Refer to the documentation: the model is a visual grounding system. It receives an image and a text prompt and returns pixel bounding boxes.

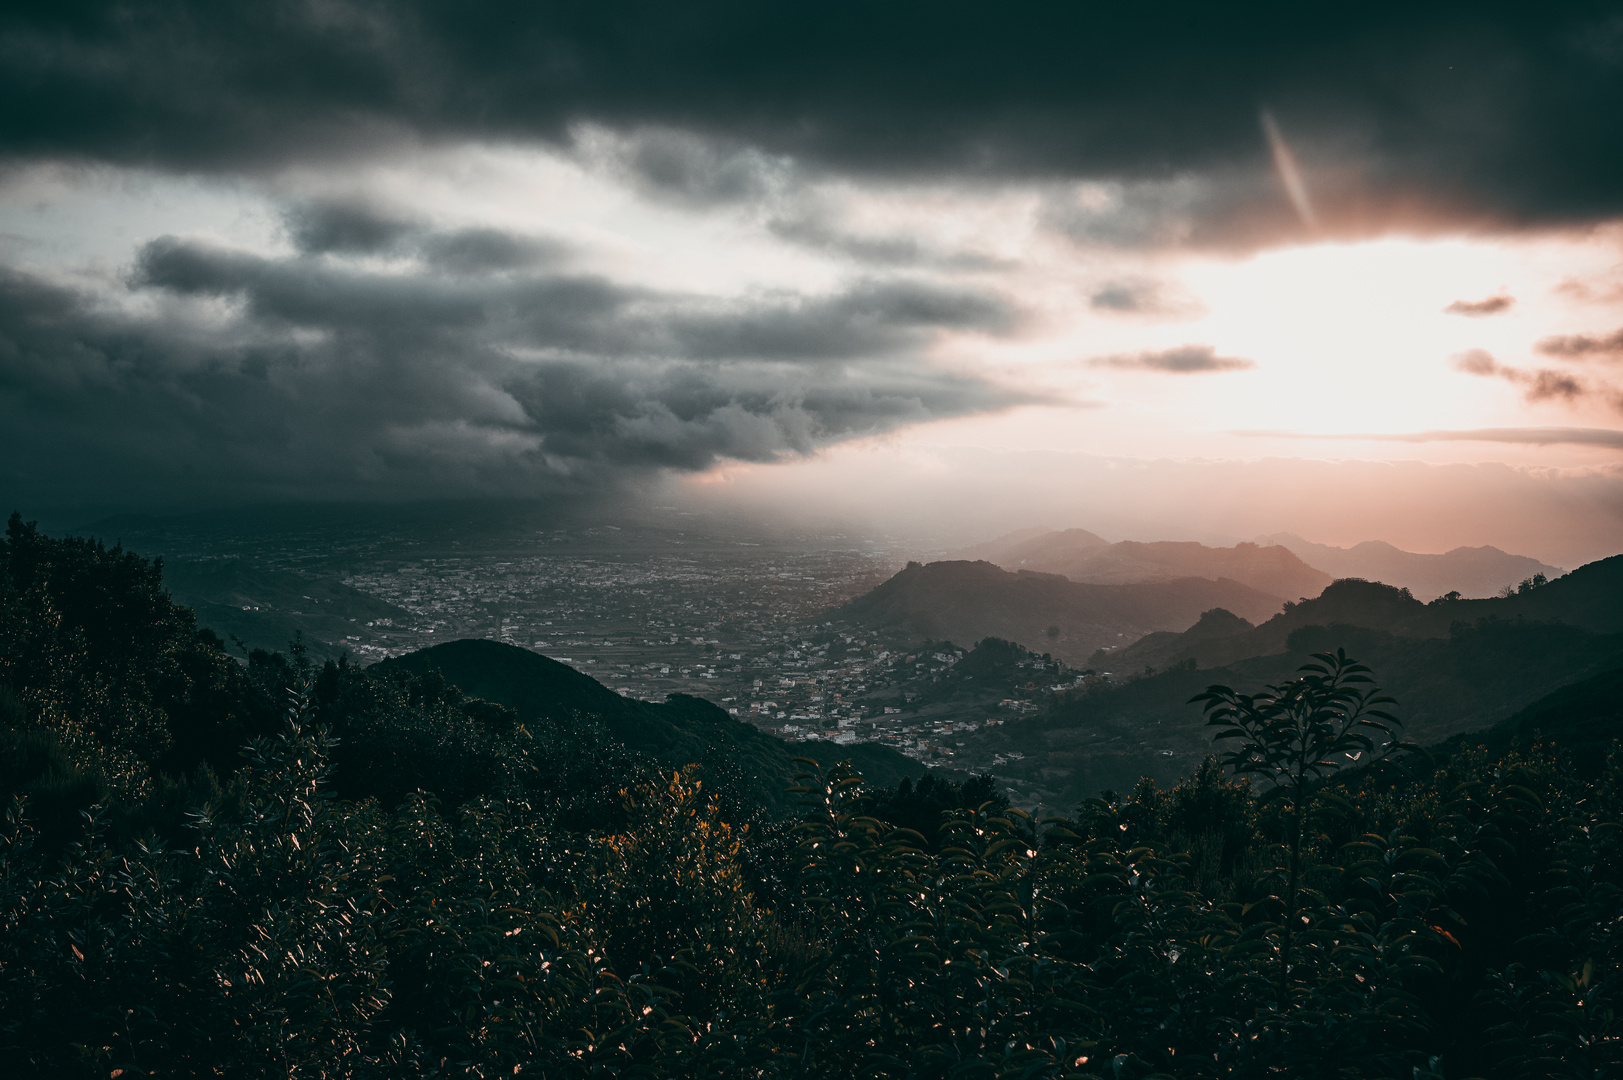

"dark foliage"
[0,513,281,834]
[864,770,1010,850]
[4,515,1623,1076]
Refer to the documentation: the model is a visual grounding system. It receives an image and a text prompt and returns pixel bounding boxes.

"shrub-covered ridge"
[4,513,1623,1077]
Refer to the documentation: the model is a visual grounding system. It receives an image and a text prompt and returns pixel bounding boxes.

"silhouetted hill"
[1089,607,1255,674]
[1092,577,1429,670]
[161,558,413,657]
[1256,532,1563,600]
[1431,662,1623,766]
[1432,553,1623,634]
[1092,557,1623,671]
[1029,540,1330,599]
[833,560,1286,665]
[946,529,1329,601]
[947,527,1110,566]
[988,616,1623,804]
[376,638,922,810]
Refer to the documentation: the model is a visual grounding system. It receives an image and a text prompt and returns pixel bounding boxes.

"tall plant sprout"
[1190,649,1405,1005]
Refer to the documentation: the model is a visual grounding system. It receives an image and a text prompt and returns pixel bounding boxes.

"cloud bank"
[3,2,1623,522]
[0,219,1031,508]
[2,3,1622,243]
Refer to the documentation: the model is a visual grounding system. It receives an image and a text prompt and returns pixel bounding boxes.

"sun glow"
[903,228,1623,464]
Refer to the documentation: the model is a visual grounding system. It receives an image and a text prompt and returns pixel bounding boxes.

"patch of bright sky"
[0,163,277,285]
[908,227,1623,471]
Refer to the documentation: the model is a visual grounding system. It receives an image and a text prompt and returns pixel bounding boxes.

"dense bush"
[4,516,1623,1076]
[9,721,1623,1077]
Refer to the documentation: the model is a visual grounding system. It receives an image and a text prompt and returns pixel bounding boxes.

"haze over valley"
[58,501,1618,814]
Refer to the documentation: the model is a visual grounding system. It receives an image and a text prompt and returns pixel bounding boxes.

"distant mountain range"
[1254,532,1563,600]
[957,553,1623,804]
[948,527,1562,603]
[1098,553,1623,674]
[947,529,1331,600]
[378,638,923,811]
[832,559,1288,664]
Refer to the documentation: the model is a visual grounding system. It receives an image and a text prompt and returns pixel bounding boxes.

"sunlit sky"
[2,3,1621,565]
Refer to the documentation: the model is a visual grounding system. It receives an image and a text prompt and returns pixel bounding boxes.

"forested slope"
[378,638,921,810]
[6,512,1623,1077]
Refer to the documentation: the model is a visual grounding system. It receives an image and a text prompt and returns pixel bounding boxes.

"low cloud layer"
[1090,344,1254,374]
[0,221,1030,508]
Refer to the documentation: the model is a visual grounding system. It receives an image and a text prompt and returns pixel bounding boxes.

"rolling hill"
[376,638,924,810]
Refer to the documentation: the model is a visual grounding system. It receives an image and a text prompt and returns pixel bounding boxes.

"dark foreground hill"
[1430,661,1623,763]
[377,638,921,811]
[834,559,1286,664]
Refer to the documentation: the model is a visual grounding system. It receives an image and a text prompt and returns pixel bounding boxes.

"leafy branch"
[1190,649,1406,1006]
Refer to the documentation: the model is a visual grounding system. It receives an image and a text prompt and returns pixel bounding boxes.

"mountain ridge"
[1255,531,1564,600]
[1093,554,1623,672]
[945,528,1330,599]
[375,638,924,811]
[833,559,1289,664]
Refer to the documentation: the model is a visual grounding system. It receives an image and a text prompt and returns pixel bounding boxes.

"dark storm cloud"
[1537,327,1623,359]
[284,199,418,255]
[1041,177,1276,250]
[132,236,1012,359]
[0,234,1029,507]
[1,3,1620,239]
[610,129,788,208]
[1445,295,1515,317]
[421,229,567,274]
[765,213,1006,270]
[1089,278,1186,314]
[1090,345,1254,374]
[279,200,569,270]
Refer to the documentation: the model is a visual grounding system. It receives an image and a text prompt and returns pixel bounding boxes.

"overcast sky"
[3,2,1623,563]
